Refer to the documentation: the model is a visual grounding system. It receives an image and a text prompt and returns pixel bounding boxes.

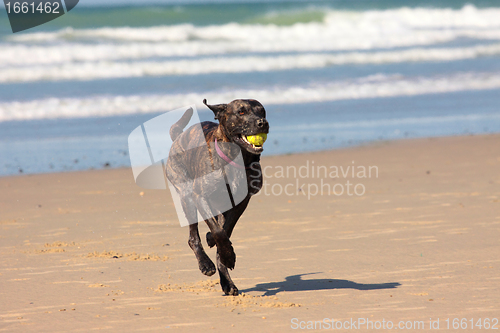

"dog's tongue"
[246,133,267,146]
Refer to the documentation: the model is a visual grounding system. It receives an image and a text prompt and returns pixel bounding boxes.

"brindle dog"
[165,99,269,296]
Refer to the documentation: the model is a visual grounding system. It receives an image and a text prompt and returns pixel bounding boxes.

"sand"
[1,134,499,332]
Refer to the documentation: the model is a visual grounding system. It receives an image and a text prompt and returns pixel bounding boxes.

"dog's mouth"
[233,133,265,154]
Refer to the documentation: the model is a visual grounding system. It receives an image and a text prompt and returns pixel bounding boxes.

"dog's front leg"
[209,215,236,270]
[216,251,238,295]
[195,199,236,270]
[206,196,251,248]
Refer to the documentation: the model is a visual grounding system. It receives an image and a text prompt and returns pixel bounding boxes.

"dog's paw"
[198,256,216,276]
[223,284,239,296]
[217,243,236,270]
[206,232,216,248]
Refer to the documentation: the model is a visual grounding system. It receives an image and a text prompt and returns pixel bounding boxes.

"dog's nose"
[256,118,269,130]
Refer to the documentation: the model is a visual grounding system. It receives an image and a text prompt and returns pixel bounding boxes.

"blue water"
[1,0,500,176]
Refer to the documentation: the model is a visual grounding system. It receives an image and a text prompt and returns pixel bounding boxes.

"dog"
[165,99,269,295]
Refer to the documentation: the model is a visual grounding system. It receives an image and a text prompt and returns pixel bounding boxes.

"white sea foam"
[3,44,500,83]
[2,71,500,122]
[4,5,500,67]
[0,42,220,66]
[11,5,500,43]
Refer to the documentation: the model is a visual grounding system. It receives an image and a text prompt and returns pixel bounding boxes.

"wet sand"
[1,134,499,332]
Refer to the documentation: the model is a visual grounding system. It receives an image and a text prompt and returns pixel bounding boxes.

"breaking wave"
[2,71,500,122]
[2,44,500,82]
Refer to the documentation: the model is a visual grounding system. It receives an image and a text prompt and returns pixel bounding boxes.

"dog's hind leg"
[188,224,216,277]
[181,195,216,277]
[188,223,216,276]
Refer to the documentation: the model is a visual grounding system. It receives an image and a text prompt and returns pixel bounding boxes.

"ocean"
[1,0,500,176]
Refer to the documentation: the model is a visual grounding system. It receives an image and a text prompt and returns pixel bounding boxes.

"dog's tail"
[169,107,193,141]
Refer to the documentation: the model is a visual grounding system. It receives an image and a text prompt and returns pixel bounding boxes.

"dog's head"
[204,99,269,155]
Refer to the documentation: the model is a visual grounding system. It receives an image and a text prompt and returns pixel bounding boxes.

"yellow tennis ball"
[246,133,267,146]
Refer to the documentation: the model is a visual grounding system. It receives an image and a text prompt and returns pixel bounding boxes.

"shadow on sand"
[242,273,401,296]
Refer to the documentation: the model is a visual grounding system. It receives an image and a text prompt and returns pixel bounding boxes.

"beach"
[1,133,499,332]
[1,0,500,331]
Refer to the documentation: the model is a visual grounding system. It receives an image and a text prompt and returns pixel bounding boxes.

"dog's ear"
[203,99,227,120]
